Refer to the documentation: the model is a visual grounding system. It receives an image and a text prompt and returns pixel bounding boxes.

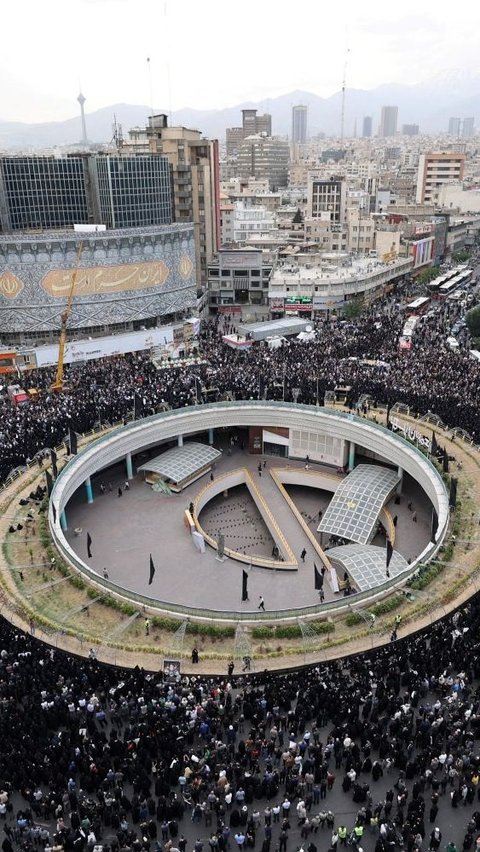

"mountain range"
[1,73,480,149]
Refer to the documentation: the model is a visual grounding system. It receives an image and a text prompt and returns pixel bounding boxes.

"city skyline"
[1,0,480,124]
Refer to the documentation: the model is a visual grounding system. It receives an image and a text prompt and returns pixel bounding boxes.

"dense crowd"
[1,294,479,486]
[2,594,480,852]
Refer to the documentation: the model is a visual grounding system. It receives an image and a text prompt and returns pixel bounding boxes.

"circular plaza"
[50,402,449,621]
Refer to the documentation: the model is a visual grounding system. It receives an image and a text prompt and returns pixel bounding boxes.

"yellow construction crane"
[50,241,84,392]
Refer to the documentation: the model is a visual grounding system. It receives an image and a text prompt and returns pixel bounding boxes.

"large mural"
[0,225,196,335]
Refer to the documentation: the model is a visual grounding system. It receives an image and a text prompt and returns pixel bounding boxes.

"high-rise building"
[402,124,419,136]
[145,114,220,283]
[236,135,289,190]
[291,105,308,144]
[416,151,465,204]
[307,177,346,224]
[378,106,398,137]
[0,154,173,233]
[448,117,461,136]
[462,117,475,138]
[362,116,372,138]
[241,109,272,137]
[225,127,244,158]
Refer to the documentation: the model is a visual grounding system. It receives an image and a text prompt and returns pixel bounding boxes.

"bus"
[405,296,431,316]
[438,269,473,299]
[427,265,472,298]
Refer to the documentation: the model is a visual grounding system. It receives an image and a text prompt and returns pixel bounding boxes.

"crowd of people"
[0,292,479,486]
[1,592,480,852]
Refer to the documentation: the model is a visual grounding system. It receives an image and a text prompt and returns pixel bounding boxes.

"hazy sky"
[2,0,480,123]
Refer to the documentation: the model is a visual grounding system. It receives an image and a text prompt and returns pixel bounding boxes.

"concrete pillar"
[60,510,68,531]
[126,451,133,480]
[396,466,403,495]
[85,476,93,504]
[208,428,214,445]
[178,435,184,447]
[348,441,356,472]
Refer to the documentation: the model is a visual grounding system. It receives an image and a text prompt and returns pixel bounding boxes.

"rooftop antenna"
[112,114,123,150]
[146,57,154,120]
[340,43,350,143]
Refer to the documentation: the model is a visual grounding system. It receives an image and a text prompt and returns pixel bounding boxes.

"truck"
[237,317,312,342]
[7,384,29,405]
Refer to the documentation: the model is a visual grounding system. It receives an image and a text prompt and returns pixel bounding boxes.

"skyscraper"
[241,109,272,137]
[362,116,372,138]
[462,117,475,138]
[416,152,465,204]
[291,105,308,144]
[378,106,398,137]
[448,117,461,136]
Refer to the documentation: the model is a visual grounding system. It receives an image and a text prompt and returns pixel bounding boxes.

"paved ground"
[65,446,430,614]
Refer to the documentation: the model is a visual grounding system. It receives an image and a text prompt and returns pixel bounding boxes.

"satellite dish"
[305,324,313,333]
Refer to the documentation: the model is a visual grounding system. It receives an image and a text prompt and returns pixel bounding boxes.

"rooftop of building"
[0,223,193,245]
[271,253,412,281]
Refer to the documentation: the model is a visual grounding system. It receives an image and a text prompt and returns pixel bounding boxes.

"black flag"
[431,508,438,543]
[431,431,438,457]
[195,377,202,404]
[148,554,156,585]
[242,570,249,601]
[449,477,458,510]
[442,447,449,473]
[45,469,53,497]
[69,428,78,456]
[386,401,391,427]
[259,374,265,400]
[314,563,323,590]
[87,532,92,559]
[393,514,398,527]
[52,503,57,524]
[134,393,144,420]
[386,539,393,570]
[51,449,58,478]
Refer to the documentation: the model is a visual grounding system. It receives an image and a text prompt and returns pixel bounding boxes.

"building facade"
[307,177,347,224]
[416,152,466,204]
[237,135,289,190]
[242,109,272,137]
[207,248,272,310]
[0,224,196,343]
[145,114,220,285]
[0,155,173,234]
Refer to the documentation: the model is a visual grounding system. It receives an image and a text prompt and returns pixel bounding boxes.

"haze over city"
[2,0,480,123]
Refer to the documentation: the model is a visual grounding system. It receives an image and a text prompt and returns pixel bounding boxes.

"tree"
[466,305,480,338]
[344,297,364,319]
[292,208,304,224]
[416,267,438,286]
[452,248,471,264]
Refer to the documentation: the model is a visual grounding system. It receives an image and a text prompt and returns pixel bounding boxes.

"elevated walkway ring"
[49,402,450,623]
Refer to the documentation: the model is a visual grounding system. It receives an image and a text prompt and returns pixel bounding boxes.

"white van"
[447,336,460,350]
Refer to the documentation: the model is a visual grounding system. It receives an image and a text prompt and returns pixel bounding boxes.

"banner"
[390,416,432,453]
[45,469,53,497]
[314,563,323,590]
[386,539,393,569]
[242,570,249,601]
[50,449,58,478]
[148,554,156,585]
[192,530,206,553]
[69,428,78,456]
[87,532,92,559]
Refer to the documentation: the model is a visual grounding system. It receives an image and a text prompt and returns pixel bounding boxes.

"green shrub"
[345,612,363,626]
[369,594,404,617]
[408,562,445,590]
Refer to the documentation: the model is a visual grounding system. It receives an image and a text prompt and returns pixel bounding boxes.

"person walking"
[258,595,265,611]
[300,548,307,562]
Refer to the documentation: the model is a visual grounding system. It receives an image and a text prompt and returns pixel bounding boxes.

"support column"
[126,451,133,480]
[208,428,214,446]
[60,510,68,532]
[178,435,184,447]
[348,441,356,472]
[396,466,403,495]
[85,476,93,504]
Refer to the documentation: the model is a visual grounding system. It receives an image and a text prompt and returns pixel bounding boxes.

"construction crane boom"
[50,241,83,392]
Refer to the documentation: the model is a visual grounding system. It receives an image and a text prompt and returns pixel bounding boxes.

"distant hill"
[1,74,480,148]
